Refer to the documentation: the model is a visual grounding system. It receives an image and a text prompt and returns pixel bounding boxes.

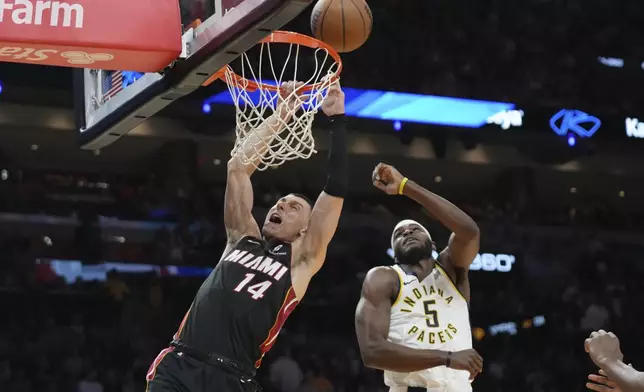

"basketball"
[310,0,373,53]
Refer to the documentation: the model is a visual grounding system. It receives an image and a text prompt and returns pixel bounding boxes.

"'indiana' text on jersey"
[400,280,459,344]
[173,237,298,370]
[385,263,473,391]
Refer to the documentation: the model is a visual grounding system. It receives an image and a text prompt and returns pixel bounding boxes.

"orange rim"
[204,31,342,92]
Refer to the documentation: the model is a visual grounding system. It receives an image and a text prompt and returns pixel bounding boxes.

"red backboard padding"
[0,0,182,72]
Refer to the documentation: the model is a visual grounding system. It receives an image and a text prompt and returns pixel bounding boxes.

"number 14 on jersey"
[234,273,273,300]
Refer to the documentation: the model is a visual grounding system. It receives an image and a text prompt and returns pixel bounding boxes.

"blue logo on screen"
[549,109,601,138]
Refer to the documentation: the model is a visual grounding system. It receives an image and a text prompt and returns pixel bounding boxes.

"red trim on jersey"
[145,346,174,387]
[254,287,299,368]
[172,304,193,340]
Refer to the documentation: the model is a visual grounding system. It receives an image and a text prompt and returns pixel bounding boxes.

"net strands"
[224,40,340,171]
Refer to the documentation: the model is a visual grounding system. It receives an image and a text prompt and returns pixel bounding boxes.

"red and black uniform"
[146,236,298,392]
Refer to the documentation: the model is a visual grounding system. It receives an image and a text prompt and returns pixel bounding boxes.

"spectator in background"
[581,294,610,332]
[269,347,303,392]
[106,270,130,303]
[77,371,103,392]
[299,366,334,392]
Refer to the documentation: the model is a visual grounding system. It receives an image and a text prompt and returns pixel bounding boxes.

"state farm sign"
[0,46,113,65]
[0,0,181,71]
[0,0,83,28]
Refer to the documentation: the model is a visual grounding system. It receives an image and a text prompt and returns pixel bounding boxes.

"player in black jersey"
[146,81,348,392]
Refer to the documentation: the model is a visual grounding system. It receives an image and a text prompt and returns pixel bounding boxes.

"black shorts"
[146,348,259,392]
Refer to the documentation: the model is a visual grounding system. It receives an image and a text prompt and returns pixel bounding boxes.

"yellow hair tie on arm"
[398,177,409,195]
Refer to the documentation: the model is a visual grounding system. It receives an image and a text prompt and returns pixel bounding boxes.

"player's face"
[392,223,433,265]
[262,194,312,242]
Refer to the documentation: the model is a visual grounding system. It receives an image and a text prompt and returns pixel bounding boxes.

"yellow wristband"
[398,177,409,195]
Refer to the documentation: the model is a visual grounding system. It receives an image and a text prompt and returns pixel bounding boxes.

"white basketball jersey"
[384,264,473,392]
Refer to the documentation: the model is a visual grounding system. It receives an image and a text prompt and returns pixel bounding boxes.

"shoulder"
[364,266,400,283]
[437,248,460,274]
[361,266,400,300]
[437,249,470,301]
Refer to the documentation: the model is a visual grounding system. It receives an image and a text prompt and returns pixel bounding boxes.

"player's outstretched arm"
[297,82,346,273]
[355,267,483,377]
[585,330,644,392]
[372,163,480,270]
[225,82,303,245]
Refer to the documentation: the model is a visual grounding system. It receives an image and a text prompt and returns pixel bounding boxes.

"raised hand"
[585,330,624,368]
[372,162,405,195]
[277,81,305,116]
[321,80,345,117]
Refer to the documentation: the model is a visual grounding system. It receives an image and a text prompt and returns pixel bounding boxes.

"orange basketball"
[310,0,373,53]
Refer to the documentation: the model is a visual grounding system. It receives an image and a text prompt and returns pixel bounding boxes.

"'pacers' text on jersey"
[385,263,473,392]
[174,236,298,368]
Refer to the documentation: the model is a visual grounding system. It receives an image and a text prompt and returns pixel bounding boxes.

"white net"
[223,34,341,171]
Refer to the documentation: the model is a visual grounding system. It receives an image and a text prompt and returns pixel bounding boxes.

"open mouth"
[404,237,417,246]
[269,213,282,224]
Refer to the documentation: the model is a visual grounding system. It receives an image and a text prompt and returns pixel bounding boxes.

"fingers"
[372,166,384,184]
[590,329,607,338]
[279,81,304,96]
[373,181,388,192]
[586,380,617,392]
[585,338,591,353]
[474,352,484,371]
[372,166,388,191]
[467,351,483,381]
[321,74,341,88]
[471,353,483,375]
[376,163,388,179]
[373,163,386,181]
[588,374,617,388]
[372,163,399,194]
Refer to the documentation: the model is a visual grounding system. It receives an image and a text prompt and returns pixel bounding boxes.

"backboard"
[74,0,312,150]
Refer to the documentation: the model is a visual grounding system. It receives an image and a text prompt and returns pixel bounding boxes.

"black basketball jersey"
[174,236,298,368]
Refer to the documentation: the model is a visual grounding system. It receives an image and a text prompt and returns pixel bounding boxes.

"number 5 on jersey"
[234,273,273,300]
[423,300,440,328]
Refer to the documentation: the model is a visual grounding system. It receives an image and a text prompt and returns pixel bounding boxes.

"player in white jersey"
[355,163,483,392]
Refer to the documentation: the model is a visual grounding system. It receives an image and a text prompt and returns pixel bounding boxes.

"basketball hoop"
[210,31,343,171]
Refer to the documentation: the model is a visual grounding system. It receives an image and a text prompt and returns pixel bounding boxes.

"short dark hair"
[289,193,314,209]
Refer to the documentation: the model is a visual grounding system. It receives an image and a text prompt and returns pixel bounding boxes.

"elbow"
[359,341,384,369]
[462,221,480,240]
[359,348,377,369]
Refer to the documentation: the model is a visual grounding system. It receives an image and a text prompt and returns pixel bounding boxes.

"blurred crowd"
[1,169,643,392]
[288,0,640,114]
[176,0,643,113]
